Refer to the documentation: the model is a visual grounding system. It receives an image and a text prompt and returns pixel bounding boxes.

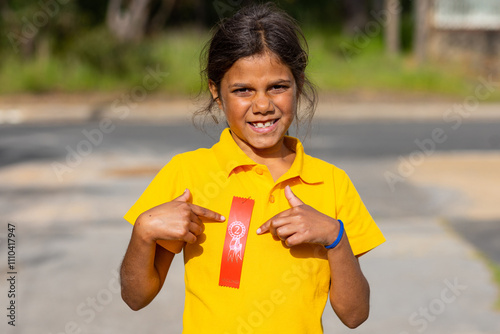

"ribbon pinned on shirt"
[219,196,254,289]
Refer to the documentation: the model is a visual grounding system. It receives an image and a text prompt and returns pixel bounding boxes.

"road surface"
[0,118,499,334]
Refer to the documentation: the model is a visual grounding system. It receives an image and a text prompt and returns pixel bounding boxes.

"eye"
[270,85,288,93]
[232,88,252,96]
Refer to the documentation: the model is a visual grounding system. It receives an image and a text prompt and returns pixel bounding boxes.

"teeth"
[252,120,274,128]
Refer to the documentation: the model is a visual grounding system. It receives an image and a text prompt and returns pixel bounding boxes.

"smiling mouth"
[249,119,278,128]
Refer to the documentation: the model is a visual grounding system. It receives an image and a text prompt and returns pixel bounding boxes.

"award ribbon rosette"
[219,196,255,289]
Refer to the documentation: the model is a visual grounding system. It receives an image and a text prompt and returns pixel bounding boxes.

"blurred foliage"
[0,0,493,99]
[65,27,156,77]
[304,28,479,97]
[0,0,414,57]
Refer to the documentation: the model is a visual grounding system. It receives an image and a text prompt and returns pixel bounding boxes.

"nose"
[252,92,274,114]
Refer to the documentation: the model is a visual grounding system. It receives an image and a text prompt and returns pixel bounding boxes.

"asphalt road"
[2,120,500,167]
[2,119,500,221]
[1,119,499,333]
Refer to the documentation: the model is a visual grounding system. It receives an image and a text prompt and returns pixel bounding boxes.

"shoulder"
[158,147,219,176]
[173,147,214,163]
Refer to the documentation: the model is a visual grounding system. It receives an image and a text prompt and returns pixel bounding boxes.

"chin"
[248,137,282,151]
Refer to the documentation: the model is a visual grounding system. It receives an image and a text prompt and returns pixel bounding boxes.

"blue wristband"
[325,219,344,249]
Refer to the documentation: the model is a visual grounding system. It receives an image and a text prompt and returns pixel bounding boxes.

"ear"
[208,80,223,110]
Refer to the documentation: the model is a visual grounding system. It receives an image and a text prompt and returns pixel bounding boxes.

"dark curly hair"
[194,2,317,132]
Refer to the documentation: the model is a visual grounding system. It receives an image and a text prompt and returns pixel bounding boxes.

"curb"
[1,98,500,124]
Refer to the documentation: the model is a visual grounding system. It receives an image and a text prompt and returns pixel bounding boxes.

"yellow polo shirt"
[124,128,385,333]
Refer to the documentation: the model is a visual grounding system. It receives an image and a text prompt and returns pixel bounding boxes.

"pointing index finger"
[256,220,270,235]
[256,208,291,235]
[189,203,225,222]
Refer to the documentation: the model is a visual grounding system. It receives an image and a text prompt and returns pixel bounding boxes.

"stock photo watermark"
[51,65,169,182]
[223,248,323,334]
[4,222,17,327]
[340,1,402,62]
[47,269,120,334]
[385,74,499,191]
[400,278,467,334]
[193,165,237,207]
[6,0,71,54]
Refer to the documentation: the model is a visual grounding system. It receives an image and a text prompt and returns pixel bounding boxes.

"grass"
[305,30,487,98]
[0,28,208,95]
[481,254,500,310]
[150,29,208,95]
[0,28,499,101]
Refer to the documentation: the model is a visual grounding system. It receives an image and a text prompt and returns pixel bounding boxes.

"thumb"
[285,185,303,207]
[173,188,191,202]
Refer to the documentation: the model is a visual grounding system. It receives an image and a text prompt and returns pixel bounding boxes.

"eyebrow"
[229,79,292,89]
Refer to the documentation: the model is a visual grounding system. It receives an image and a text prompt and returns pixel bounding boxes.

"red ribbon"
[219,196,255,289]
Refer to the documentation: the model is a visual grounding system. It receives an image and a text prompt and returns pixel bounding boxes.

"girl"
[120,3,385,333]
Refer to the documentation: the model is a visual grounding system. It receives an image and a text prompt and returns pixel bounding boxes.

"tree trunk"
[385,0,401,55]
[2,1,38,58]
[194,0,207,28]
[0,0,9,15]
[342,0,368,36]
[106,0,153,42]
[0,0,13,23]
[148,0,177,35]
[414,0,430,63]
[372,0,385,14]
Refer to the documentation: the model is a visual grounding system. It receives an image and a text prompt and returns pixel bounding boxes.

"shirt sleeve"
[123,155,186,253]
[334,169,385,256]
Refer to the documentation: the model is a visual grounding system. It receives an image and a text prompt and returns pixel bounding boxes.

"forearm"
[119,190,222,310]
[120,224,171,310]
[327,233,370,328]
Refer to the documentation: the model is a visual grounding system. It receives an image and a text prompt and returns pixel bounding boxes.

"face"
[209,52,298,157]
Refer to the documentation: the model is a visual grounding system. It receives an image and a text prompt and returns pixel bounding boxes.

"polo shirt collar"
[212,128,323,184]
[280,135,323,184]
[212,128,256,177]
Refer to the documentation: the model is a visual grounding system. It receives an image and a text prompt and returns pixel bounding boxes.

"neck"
[231,133,295,168]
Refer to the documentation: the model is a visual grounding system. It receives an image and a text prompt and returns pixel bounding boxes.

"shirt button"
[269,195,275,203]
[255,168,264,175]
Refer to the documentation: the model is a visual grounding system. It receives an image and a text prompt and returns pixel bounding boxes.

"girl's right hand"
[134,188,225,245]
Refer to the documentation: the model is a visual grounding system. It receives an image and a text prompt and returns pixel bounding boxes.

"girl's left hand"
[256,185,341,247]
